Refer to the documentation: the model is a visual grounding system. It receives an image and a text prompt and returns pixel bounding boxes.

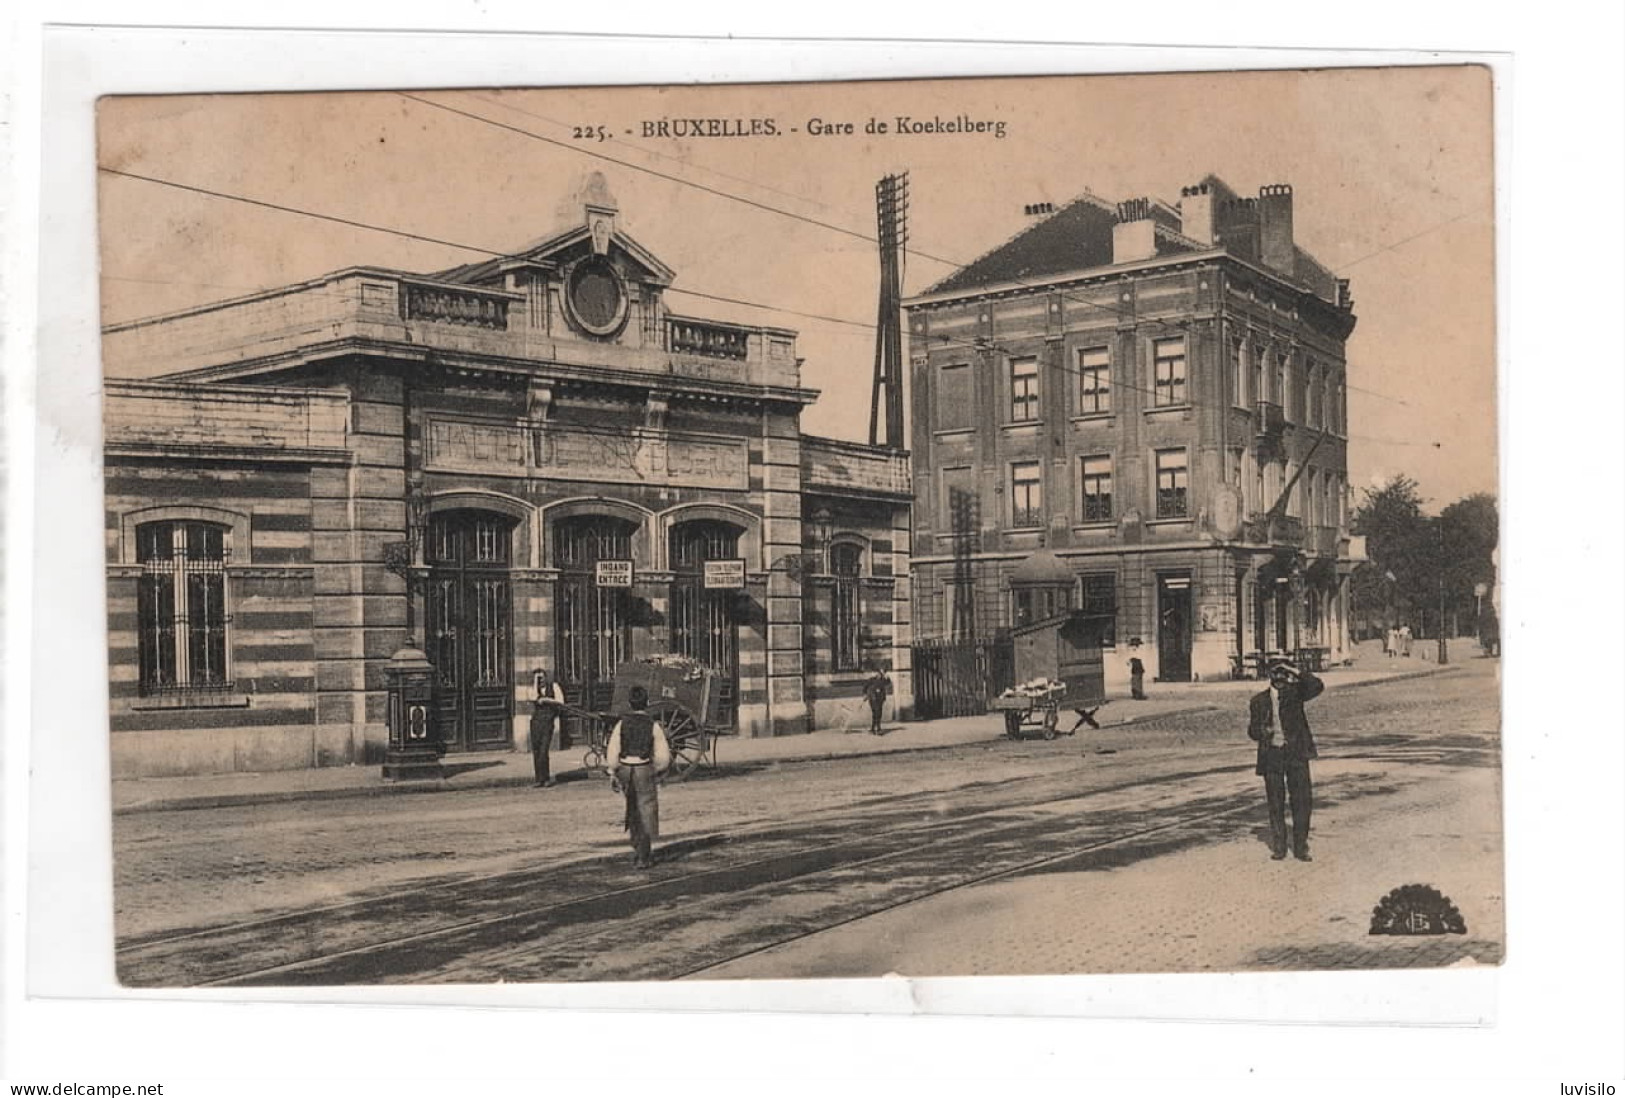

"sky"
[96,66,1497,509]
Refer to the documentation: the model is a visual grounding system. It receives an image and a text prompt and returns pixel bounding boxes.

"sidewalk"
[111,648,1466,814]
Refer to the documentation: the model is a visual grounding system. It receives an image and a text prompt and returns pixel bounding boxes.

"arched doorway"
[426,509,517,751]
[554,514,637,714]
[669,520,741,729]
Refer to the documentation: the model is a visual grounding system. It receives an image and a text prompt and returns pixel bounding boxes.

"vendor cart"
[578,656,723,781]
[990,611,1110,740]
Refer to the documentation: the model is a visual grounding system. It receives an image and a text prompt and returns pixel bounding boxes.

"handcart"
[990,611,1111,740]
[576,656,723,782]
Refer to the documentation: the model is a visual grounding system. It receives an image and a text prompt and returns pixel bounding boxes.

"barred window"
[1153,337,1187,407]
[1155,449,1189,519]
[1077,347,1111,414]
[831,542,863,672]
[136,521,231,696]
[1080,455,1113,523]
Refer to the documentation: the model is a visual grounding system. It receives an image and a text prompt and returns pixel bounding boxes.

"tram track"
[116,735,1498,987]
[119,757,1254,986]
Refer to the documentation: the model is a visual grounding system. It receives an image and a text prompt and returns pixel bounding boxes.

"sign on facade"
[596,560,634,587]
[703,559,748,589]
[424,416,749,491]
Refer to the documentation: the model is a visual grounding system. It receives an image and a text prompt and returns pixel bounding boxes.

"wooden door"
[425,511,516,751]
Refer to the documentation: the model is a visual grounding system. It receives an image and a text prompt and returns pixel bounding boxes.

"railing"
[1242,512,1305,547]
[802,436,912,498]
[99,268,802,390]
[912,635,1015,719]
[400,281,509,329]
[666,317,750,360]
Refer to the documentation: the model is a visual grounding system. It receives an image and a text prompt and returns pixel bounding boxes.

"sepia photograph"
[93,66,1503,987]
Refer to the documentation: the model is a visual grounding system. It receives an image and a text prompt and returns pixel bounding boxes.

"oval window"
[567,257,627,336]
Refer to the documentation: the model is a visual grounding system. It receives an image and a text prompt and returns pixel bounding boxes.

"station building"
[102,176,913,778]
[906,176,1358,688]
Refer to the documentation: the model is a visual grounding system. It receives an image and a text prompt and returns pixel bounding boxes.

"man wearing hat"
[1247,658,1325,862]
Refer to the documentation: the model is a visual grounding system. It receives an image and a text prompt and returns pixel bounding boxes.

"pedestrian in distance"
[863,666,892,735]
[1400,623,1413,658]
[1383,625,1396,658]
[530,667,565,788]
[1126,637,1147,700]
[606,685,671,869]
[1247,658,1325,863]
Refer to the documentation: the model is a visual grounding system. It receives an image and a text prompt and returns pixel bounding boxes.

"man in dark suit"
[1248,659,1325,862]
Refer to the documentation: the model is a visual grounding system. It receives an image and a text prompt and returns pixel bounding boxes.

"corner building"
[907,177,1357,685]
[102,176,912,778]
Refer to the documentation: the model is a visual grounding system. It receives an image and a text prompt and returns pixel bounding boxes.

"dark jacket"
[1248,672,1324,775]
[863,674,891,708]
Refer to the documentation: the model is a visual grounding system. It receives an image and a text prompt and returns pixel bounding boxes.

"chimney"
[1023,201,1056,218]
[1258,183,1295,276]
[1112,198,1157,264]
[1179,184,1215,245]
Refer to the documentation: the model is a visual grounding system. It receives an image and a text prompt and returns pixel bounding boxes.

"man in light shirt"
[605,686,672,869]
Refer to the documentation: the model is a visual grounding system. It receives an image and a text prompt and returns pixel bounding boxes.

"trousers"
[615,762,659,864]
[530,711,557,784]
[1263,759,1313,856]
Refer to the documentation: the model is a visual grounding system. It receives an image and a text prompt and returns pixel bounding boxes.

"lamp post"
[381,485,442,779]
[1435,518,1449,665]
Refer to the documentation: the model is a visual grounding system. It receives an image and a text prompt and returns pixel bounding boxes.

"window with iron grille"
[136,521,231,695]
[830,542,863,672]
[1009,357,1039,422]
[1077,346,1111,414]
[1155,449,1189,519]
[1010,462,1043,528]
[1080,455,1113,523]
[1080,573,1117,647]
[1275,353,1290,417]
[1152,337,1187,406]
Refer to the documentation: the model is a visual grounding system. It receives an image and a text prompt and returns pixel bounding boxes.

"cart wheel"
[1004,710,1023,738]
[1042,707,1059,740]
[651,701,706,782]
[583,747,605,774]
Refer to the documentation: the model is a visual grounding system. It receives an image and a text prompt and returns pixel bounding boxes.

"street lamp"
[812,506,833,575]
[383,484,430,641]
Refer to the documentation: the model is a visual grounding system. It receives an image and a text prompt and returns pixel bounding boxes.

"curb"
[111,666,1465,815]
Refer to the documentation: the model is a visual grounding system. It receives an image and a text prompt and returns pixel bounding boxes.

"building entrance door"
[425,510,516,751]
[554,515,636,716]
[669,520,741,728]
[1157,572,1193,682]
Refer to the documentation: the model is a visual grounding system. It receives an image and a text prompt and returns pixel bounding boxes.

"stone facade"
[102,176,912,778]
[907,176,1357,687]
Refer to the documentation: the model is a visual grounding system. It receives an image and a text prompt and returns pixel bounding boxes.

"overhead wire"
[100,130,1438,413]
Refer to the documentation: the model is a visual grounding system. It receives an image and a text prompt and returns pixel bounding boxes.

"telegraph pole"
[870,172,909,450]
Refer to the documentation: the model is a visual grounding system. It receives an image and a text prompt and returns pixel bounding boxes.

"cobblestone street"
[113,659,1501,982]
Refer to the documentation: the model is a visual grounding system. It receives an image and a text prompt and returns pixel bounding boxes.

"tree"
[1350,479,1498,641]
[1438,493,1498,635]
[1350,475,1430,632]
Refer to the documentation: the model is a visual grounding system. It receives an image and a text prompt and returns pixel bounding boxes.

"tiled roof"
[924,193,1202,296]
